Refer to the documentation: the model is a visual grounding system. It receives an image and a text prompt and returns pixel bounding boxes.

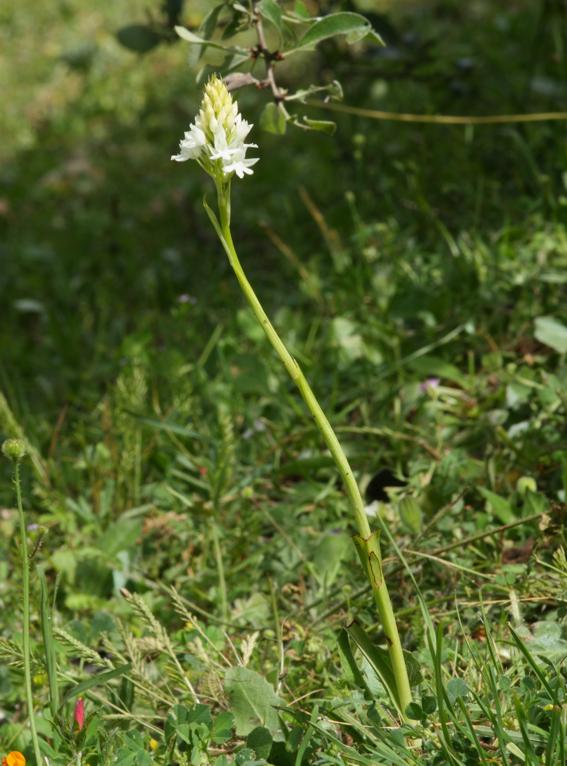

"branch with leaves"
[117,1,383,135]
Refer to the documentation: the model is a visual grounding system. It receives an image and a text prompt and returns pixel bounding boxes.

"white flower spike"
[172,75,258,180]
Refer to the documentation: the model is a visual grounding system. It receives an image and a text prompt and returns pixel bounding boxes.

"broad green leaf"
[116,25,161,53]
[175,25,242,53]
[405,702,423,720]
[312,532,351,587]
[259,0,283,32]
[246,725,273,758]
[446,677,469,704]
[97,517,142,557]
[224,667,282,739]
[296,12,384,50]
[259,102,287,134]
[516,621,567,661]
[303,117,336,134]
[422,695,437,715]
[232,592,270,627]
[211,711,234,744]
[477,487,516,524]
[51,549,77,582]
[198,3,227,60]
[398,496,422,534]
[534,315,567,353]
[294,1,310,20]
[199,3,225,40]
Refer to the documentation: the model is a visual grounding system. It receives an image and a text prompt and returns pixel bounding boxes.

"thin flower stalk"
[172,76,412,717]
[2,440,43,765]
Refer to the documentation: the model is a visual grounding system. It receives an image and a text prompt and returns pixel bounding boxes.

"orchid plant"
[172,76,413,719]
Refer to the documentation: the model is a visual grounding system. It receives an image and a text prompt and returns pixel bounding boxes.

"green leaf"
[97,517,143,558]
[534,316,567,353]
[398,496,422,535]
[331,317,365,361]
[128,414,205,440]
[312,532,351,587]
[477,487,516,524]
[39,572,59,718]
[337,629,372,694]
[446,677,469,704]
[116,25,162,53]
[294,1,310,20]
[405,702,423,720]
[247,725,273,758]
[175,25,242,53]
[516,621,567,661]
[258,0,283,32]
[62,664,132,705]
[198,3,227,60]
[302,117,336,134]
[296,12,384,50]
[224,667,282,739]
[199,3,225,40]
[259,102,287,134]
[211,711,234,744]
[232,592,270,627]
[422,695,437,715]
[409,355,467,386]
[347,622,400,711]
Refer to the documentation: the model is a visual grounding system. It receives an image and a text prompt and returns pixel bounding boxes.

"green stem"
[212,182,412,717]
[210,517,228,621]
[15,462,43,765]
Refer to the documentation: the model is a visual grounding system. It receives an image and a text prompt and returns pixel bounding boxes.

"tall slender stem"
[210,518,228,621]
[212,183,412,716]
[15,462,43,765]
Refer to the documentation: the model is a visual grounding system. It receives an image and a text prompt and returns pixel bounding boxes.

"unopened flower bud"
[516,476,537,496]
[2,438,27,463]
[74,697,85,731]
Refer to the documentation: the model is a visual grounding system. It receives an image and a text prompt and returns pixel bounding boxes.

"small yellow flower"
[2,753,26,766]
[149,738,159,751]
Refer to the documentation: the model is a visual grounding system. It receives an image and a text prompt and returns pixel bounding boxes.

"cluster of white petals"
[172,75,258,180]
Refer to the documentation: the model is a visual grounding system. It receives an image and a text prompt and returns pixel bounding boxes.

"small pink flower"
[74,698,85,731]
[420,377,441,393]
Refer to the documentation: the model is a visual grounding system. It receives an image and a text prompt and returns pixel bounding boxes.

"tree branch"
[253,4,287,106]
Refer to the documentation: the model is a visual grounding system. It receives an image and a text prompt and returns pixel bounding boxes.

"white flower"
[172,76,259,180]
[171,122,206,161]
[223,148,259,179]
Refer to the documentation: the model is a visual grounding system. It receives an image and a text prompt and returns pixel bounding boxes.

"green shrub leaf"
[296,12,384,50]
